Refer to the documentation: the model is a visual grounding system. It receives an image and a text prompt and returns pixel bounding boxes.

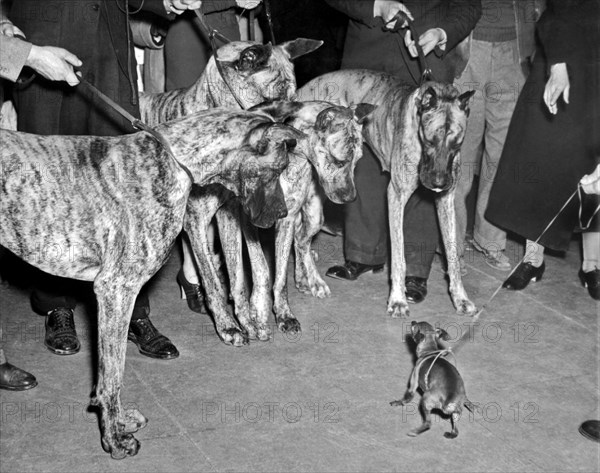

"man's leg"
[327,144,389,280]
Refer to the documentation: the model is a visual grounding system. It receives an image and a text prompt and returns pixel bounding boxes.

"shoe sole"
[0,381,38,391]
[44,341,80,356]
[326,266,384,281]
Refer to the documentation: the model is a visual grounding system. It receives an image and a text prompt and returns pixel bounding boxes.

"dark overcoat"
[10,0,171,136]
[485,0,600,251]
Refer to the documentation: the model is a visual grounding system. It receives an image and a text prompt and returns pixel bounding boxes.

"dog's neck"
[415,338,444,359]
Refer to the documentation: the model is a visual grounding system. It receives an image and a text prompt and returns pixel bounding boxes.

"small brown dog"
[391,321,478,438]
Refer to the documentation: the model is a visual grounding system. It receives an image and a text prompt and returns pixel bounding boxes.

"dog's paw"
[120,408,148,434]
[390,400,405,407]
[455,299,477,317]
[387,301,410,318]
[219,328,249,347]
[278,317,302,334]
[310,249,319,262]
[101,432,140,460]
[443,431,458,439]
[309,278,331,299]
[255,323,272,341]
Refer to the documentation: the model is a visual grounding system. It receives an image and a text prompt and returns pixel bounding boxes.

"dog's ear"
[315,107,339,132]
[435,328,451,341]
[352,103,376,124]
[418,87,438,113]
[280,38,323,60]
[458,90,475,112]
[249,101,304,123]
[413,332,425,344]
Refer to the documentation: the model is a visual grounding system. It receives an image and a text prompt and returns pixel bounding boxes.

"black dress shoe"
[579,420,600,442]
[579,269,600,301]
[128,317,179,360]
[0,363,38,391]
[326,260,384,281]
[502,261,545,290]
[405,276,428,304]
[320,221,343,237]
[177,269,208,314]
[45,307,81,355]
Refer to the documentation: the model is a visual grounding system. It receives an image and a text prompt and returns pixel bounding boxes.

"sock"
[582,232,600,273]
[524,240,544,267]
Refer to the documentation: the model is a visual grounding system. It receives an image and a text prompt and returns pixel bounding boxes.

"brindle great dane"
[299,70,477,318]
[0,109,301,458]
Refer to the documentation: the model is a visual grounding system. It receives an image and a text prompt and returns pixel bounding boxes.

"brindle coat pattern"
[0,109,300,458]
[247,101,373,333]
[299,70,477,318]
[139,39,323,345]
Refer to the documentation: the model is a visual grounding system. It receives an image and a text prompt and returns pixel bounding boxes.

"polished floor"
[0,227,598,472]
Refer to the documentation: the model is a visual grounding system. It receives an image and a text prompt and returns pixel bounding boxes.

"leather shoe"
[177,269,208,314]
[326,260,384,281]
[405,276,427,304]
[579,420,600,442]
[45,307,81,355]
[502,261,545,290]
[128,317,179,360]
[579,268,600,301]
[0,362,38,391]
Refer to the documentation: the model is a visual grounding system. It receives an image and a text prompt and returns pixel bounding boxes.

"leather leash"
[192,8,245,109]
[76,76,194,183]
[385,11,434,84]
[263,0,276,44]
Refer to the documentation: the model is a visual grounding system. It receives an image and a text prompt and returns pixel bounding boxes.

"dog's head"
[410,321,450,358]
[249,100,375,203]
[237,122,306,228]
[213,39,323,108]
[415,83,475,193]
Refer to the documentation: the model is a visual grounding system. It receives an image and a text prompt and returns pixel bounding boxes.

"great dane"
[249,100,374,333]
[140,39,322,345]
[299,70,477,318]
[0,109,301,458]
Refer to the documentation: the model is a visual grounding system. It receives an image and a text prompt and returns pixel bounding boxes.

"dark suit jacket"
[325,0,481,84]
[10,0,171,136]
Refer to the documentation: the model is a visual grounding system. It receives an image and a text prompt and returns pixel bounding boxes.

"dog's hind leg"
[436,192,477,316]
[408,395,434,437]
[294,185,331,299]
[92,275,147,459]
[273,216,302,333]
[444,412,460,439]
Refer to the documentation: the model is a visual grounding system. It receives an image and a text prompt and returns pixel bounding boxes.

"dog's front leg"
[185,195,248,346]
[92,276,147,460]
[294,184,331,298]
[273,216,302,333]
[240,216,273,341]
[436,192,477,316]
[387,185,411,318]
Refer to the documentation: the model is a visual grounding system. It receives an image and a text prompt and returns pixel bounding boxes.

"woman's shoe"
[177,269,208,314]
[502,261,545,290]
[579,268,600,301]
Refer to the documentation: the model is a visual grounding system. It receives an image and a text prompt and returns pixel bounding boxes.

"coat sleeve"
[537,0,585,67]
[325,0,379,27]
[437,0,482,53]
[130,0,174,19]
[202,0,237,14]
[0,35,32,82]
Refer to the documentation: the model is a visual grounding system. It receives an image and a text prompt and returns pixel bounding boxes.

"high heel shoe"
[177,269,208,314]
[502,261,545,290]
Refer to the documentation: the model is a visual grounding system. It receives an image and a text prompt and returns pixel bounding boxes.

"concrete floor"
[1,229,598,472]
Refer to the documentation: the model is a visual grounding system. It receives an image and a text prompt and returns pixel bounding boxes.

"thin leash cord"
[451,188,579,352]
[422,348,457,390]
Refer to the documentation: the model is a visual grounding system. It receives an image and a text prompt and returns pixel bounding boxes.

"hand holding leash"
[404,28,447,58]
[376,0,413,30]
[164,0,202,15]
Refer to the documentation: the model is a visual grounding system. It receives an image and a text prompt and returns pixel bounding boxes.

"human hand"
[580,164,600,195]
[25,45,82,86]
[543,63,570,115]
[164,0,203,15]
[0,19,25,38]
[374,0,413,30]
[236,0,262,9]
[405,28,447,57]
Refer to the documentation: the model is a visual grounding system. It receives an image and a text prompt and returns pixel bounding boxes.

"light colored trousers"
[454,39,527,256]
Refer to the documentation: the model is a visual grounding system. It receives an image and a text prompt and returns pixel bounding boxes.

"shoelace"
[132,318,158,341]
[50,309,76,335]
